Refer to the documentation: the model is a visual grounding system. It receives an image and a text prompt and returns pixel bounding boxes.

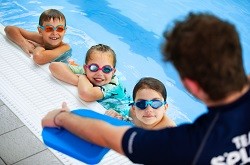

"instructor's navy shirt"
[122,89,250,165]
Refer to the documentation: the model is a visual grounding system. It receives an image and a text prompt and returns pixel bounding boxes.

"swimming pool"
[1,0,249,125]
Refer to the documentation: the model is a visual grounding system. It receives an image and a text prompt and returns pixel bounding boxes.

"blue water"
[1,0,249,125]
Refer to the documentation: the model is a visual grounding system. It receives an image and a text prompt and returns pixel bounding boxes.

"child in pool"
[130,77,176,129]
[4,9,75,65]
[49,44,131,120]
[106,77,176,129]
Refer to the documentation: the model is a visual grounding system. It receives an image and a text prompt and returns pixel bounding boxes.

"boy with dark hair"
[5,9,72,64]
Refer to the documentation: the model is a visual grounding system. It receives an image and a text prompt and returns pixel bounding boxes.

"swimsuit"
[68,65,131,119]
[53,48,72,63]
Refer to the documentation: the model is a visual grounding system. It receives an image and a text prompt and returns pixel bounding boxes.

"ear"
[129,106,136,118]
[83,65,88,75]
[182,78,205,100]
[83,65,87,71]
[130,106,142,126]
[112,68,116,74]
[163,103,168,112]
[182,78,199,95]
[37,27,42,34]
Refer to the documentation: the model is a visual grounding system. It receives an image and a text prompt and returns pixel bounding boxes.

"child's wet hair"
[85,44,117,67]
[132,77,167,101]
[39,9,66,26]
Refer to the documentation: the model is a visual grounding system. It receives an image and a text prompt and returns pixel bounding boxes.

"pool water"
[0,0,249,125]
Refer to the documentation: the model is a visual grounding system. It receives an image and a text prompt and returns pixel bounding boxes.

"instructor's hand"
[41,102,70,128]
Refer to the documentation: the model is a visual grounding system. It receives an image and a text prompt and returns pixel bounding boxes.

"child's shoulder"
[162,115,176,128]
[57,42,71,50]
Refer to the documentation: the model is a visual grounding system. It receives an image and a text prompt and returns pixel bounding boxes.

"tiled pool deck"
[0,98,63,165]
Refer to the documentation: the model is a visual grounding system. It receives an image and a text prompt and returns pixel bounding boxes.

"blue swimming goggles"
[129,100,166,110]
[86,63,114,74]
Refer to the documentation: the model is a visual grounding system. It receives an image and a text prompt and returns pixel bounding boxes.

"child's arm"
[32,43,70,65]
[4,26,42,54]
[105,110,123,120]
[78,75,104,102]
[49,62,79,86]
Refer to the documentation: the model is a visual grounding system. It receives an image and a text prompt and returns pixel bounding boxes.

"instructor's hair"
[162,12,248,100]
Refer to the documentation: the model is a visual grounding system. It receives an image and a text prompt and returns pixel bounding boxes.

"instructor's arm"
[41,102,131,154]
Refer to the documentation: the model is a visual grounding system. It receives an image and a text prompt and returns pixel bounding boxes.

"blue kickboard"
[42,109,132,164]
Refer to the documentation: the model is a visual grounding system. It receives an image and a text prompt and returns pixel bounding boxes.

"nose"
[144,105,153,112]
[51,30,57,34]
[94,69,104,76]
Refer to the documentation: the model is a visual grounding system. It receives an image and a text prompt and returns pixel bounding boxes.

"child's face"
[132,88,167,127]
[38,18,66,49]
[84,51,115,86]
